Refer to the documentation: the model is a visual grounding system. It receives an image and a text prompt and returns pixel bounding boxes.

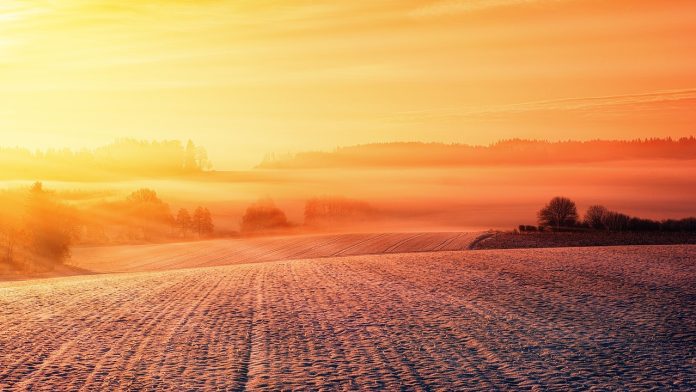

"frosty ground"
[0,233,694,390]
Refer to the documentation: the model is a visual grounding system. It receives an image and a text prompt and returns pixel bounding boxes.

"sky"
[1,0,695,169]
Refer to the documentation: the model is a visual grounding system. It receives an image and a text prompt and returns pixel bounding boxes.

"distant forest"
[0,139,212,180]
[258,137,696,169]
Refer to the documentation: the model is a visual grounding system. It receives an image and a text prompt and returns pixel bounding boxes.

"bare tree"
[537,196,579,229]
[603,211,630,232]
[584,205,608,230]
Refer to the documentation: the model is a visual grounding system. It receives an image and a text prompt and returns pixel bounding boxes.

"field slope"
[69,232,481,274]
[1,244,694,390]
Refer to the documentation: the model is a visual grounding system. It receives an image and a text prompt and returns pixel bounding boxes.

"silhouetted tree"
[176,208,192,237]
[602,211,631,232]
[538,196,579,229]
[523,197,696,233]
[627,217,660,231]
[192,207,214,237]
[661,217,696,232]
[679,217,696,231]
[584,205,608,230]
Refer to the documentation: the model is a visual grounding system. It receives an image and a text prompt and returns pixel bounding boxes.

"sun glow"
[0,1,695,168]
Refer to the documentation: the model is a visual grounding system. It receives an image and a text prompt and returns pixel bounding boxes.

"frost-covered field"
[1,244,694,390]
[473,231,696,250]
[69,232,481,273]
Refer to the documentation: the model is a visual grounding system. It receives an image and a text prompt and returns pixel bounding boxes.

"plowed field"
[1,243,694,390]
[69,232,482,273]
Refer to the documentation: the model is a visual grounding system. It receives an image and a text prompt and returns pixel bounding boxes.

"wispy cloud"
[411,0,539,17]
[0,2,46,25]
[391,89,696,121]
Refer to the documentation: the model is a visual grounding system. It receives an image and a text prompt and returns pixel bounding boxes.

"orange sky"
[1,0,695,168]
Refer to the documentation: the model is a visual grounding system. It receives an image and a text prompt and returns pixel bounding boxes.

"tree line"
[83,188,215,242]
[239,197,376,235]
[258,137,696,169]
[0,186,377,272]
[521,196,696,232]
[175,207,214,238]
[0,139,212,180]
[0,183,216,272]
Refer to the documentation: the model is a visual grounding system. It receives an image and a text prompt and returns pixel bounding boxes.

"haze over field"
[1,138,695,233]
[1,1,695,390]
[1,0,694,232]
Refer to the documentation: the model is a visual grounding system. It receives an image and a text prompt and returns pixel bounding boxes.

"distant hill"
[257,137,696,169]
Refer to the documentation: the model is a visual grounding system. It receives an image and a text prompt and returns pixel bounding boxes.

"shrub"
[241,200,290,233]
